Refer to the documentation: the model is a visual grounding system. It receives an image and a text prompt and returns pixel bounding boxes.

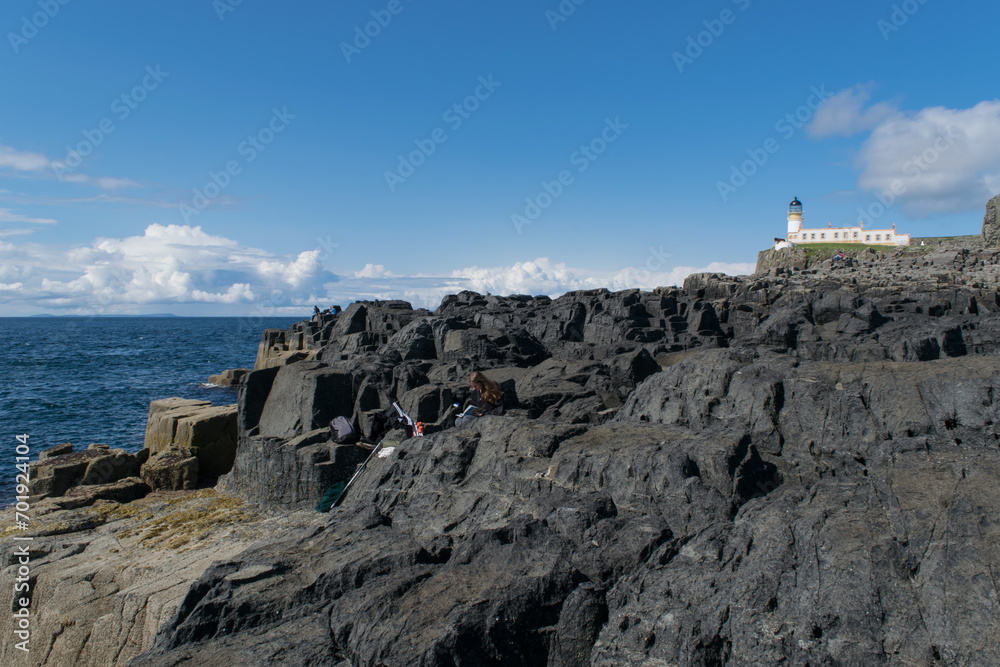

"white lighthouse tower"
[787,196,803,236]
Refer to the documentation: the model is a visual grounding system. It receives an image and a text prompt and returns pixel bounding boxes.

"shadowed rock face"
[123,243,1000,666]
[11,237,1000,665]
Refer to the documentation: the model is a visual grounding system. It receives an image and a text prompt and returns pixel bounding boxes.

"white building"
[782,197,910,246]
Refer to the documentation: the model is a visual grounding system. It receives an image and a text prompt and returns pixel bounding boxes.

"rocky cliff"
[5,240,1000,666]
[984,192,1000,247]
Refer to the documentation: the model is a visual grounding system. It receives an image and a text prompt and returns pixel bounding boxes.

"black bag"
[330,416,358,444]
[368,412,391,444]
[386,403,415,437]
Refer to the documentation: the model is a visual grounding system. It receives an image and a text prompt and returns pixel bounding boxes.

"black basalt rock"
[131,236,1000,666]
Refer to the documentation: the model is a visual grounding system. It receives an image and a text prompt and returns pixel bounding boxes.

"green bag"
[315,481,347,513]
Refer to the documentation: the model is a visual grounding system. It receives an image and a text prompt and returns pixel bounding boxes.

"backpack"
[330,416,359,444]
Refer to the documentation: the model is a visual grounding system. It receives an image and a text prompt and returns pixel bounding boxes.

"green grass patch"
[799,243,880,261]
[792,242,933,261]
[799,242,901,252]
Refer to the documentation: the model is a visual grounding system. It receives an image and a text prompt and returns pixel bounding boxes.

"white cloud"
[0,224,757,315]
[281,250,321,288]
[611,261,757,291]
[141,222,235,247]
[0,228,34,238]
[354,263,395,279]
[808,84,898,138]
[192,283,255,303]
[451,258,596,296]
[809,87,1000,216]
[0,208,57,225]
[0,142,144,194]
[856,100,1000,215]
[95,176,141,190]
[255,250,322,288]
[448,258,755,300]
[0,145,51,171]
[0,224,324,314]
[318,258,757,310]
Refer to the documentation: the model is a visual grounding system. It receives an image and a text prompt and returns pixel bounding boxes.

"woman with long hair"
[455,371,504,426]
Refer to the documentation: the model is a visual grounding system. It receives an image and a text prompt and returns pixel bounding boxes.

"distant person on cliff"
[455,371,504,427]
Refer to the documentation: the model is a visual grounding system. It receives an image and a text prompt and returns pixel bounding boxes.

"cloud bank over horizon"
[0,224,755,316]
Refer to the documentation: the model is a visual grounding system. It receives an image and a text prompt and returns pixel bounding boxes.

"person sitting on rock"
[455,371,504,427]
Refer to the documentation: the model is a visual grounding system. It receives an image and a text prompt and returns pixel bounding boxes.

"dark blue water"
[1,317,301,502]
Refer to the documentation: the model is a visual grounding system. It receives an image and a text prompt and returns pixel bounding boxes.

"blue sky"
[1,0,997,315]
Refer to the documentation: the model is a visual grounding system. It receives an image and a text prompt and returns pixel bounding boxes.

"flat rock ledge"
[144,399,238,478]
[0,489,323,667]
[206,368,250,387]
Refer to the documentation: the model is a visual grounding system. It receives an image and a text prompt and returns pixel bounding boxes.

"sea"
[1,316,302,503]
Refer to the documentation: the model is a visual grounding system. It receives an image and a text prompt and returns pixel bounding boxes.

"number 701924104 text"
[14,434,31,526]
